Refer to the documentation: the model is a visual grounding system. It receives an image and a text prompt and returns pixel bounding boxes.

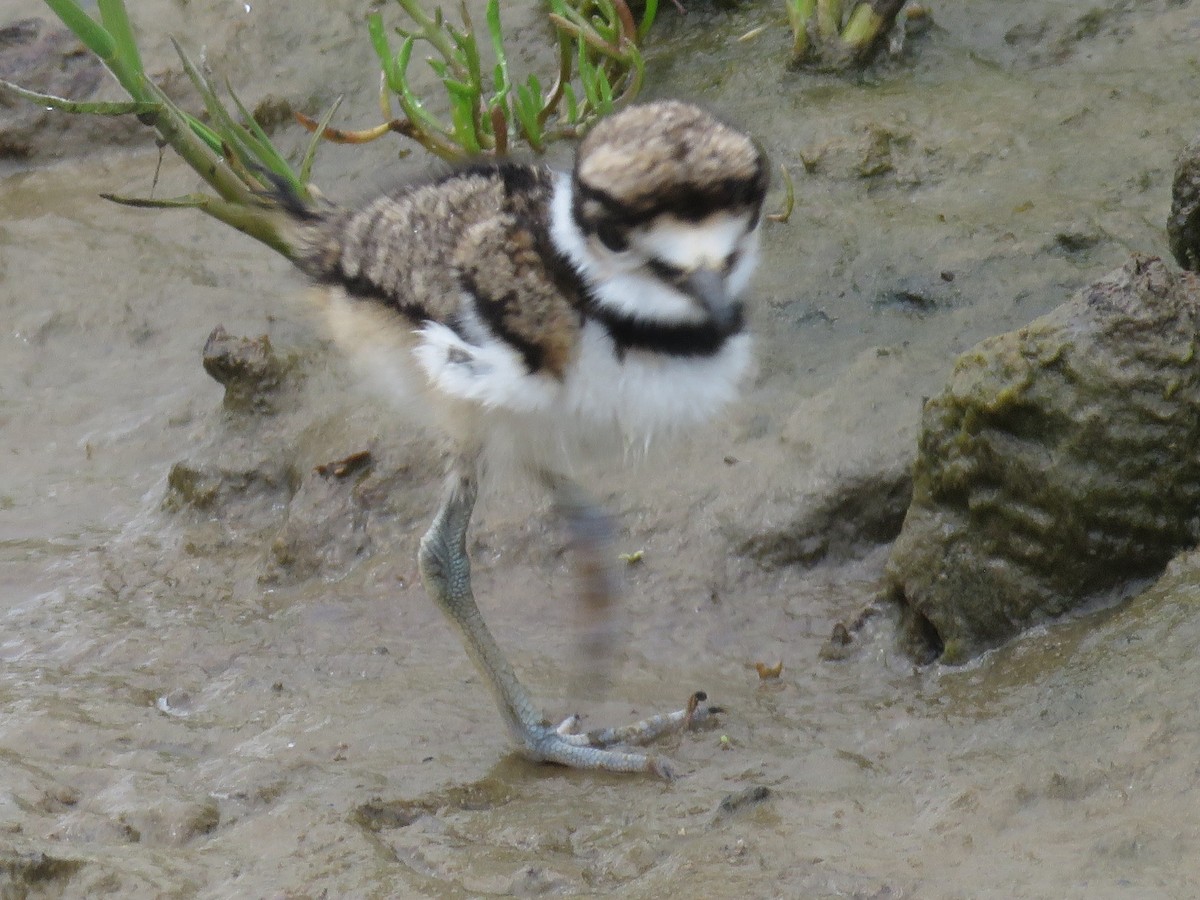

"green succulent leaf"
[637,0,659,41]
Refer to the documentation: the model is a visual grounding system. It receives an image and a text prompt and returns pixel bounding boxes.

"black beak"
[682,267,741,333]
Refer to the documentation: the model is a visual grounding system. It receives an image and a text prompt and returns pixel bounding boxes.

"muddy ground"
[4,1,1200,897]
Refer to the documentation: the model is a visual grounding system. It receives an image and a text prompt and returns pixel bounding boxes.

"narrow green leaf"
[44,0,117,62]
[99,192,210,210]
[173,42,296,193]
[366,9,388,57]
[0,79,158,116]
[393,36,451,137]
[443,78,476,102]
[448,94,481,154]
[455,24,483,91]
[622,41,645,100]
[787,0,816,58]
[594,0,619,45]
[299,95,343,185]
[486,0,508,77]
[137,53,222,155]
[562,82,578,123]
[171,38,259,172]
[637,0,659,41]
[595,66,613,113]
[140,79,255,203]
[97,0,145,79]
[513,84,534,127]
[183,114,224,155]
[486,0,512,113]
[513,83,542,151]
[367,12,404,94]
[225,78,301,190]
[578,42,601,110]
[576,39,593,85]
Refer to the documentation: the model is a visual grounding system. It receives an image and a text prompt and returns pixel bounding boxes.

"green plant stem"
[338,0,658,159]
[816,0,842,38]
[394,0,463,74]
[31,0,318,261]
[139,82,259,207]
[102,192,292,256]
[97,0,145,80]
[787,0,816,57]
[0,80,157,116]
[841,2,883,50]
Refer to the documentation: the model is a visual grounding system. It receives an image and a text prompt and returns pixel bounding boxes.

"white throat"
[548,174,708,325]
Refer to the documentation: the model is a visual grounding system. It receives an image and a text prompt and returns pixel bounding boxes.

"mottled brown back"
[293,163,586,378]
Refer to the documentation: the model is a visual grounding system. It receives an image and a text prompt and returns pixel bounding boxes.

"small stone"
[712,786,771,824]
[201,326,292,413]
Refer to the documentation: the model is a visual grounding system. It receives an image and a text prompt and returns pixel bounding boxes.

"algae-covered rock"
[0,18,129,161]
[0,850,85,894]
[202,325,297,414]
[886,255,1200,662]
[1169,132,1200,272]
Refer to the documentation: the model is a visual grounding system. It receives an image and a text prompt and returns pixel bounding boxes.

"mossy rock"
[201,325,298,414]
[887,255,1200,662]
[1169,132,1200,272]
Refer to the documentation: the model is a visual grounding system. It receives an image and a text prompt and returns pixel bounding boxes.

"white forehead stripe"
[638,213,752,271]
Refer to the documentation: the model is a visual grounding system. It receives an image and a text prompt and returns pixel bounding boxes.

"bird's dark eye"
[646,258,686,284]
[594,223,629,253]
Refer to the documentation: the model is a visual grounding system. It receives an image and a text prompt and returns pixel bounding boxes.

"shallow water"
[4,1,1200,896]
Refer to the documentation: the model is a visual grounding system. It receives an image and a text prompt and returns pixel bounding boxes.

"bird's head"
[563,101,768,331]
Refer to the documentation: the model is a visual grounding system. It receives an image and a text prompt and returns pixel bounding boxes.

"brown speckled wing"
[453,212,582,380]
[293,162,581,380]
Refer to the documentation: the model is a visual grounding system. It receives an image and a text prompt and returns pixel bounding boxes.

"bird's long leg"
[543,473,622,685]
[542,471,722,750]
[417,457,719,778]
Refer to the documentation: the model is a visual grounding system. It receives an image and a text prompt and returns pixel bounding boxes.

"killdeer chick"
[288,100,767,777]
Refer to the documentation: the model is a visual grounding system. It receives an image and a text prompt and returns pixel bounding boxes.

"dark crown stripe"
[575,181,761,229]
[574,154,769,229]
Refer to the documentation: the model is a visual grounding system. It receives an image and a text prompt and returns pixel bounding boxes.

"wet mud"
[5,0,1200,896]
